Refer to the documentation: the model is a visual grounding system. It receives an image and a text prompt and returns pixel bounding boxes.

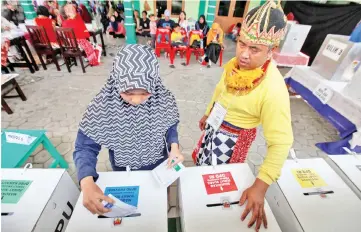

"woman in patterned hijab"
[74,44,182,215]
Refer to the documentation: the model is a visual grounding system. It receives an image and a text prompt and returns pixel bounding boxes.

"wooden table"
[1,74,26,114]
[2,31,39,74]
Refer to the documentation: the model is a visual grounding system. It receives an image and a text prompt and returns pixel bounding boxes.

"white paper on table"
[5,132,37,145]
[102,194,138,218]
[152,158,185,187]
[312,83,334,104]
[322,39,348,62]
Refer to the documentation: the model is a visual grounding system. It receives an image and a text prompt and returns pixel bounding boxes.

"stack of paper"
[102,194,138,218]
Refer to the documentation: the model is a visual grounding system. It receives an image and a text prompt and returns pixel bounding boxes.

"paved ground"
[1,37,339,189]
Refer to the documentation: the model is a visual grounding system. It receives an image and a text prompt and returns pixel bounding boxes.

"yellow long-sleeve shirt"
[205,61,293,185]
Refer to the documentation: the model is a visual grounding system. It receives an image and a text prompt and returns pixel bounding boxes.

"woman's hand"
[80,176,115,215]
[167,143,184,168]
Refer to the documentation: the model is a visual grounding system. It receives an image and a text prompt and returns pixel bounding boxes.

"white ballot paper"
[152,158,185,187]
[5,132,37,145]
[102,194,138,218]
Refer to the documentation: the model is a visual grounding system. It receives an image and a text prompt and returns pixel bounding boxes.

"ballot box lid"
[65,171,167,232]
[179,163,281,232]
[277,158,361,232]
[329,155,361,192]
[1,168,66,232]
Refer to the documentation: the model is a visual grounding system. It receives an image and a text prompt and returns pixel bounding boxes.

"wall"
[138,0,262,21]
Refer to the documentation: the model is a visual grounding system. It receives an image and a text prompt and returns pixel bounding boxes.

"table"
[1,168,80,232]
[1,74,26,114]
[1,129,68,169]
[325,154,361,199]
[285,66,361,154]
[86,24,106,56]
[178,164,281,232]
[266,158,361,232]
[66,171,167,232]
[272,51,309,67]
[2,30,39,73]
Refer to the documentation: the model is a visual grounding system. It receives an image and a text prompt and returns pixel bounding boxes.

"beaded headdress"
[240,1,287,47]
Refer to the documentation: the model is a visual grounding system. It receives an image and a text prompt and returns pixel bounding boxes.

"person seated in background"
[194,15,209,49]
[139,10,150,37]
[149,14,157,48]
[228,22,241,41]
[169,23,187,68]
[62,3,101,66]
[2,0,25,26]
[34,6,58,46]
[108,14,125,38]
[156,9,175,43]
[133,10,141,35]
[178,11,189,34]
[199,23,224,68]
[1,16,21,62]
[79,3,92,24]
[44,0,58,19]
[171,24,186,48]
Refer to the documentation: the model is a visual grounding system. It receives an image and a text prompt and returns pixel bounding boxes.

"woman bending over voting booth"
[73,44,183,215]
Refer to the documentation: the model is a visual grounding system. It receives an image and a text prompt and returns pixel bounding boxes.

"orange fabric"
[35,17,57,43]
[206,23,224,45]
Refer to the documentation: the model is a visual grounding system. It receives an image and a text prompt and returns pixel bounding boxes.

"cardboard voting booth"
[178,164,282,232]
[311,34,361,81]
[279,22,311,55]
[325,155,361,200]
[266,158,361,232]
[1,168,80,232]
[65,171,167,232]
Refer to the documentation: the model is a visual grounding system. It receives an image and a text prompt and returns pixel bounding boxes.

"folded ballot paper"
[102,194,138,218]
[152,159,185,187]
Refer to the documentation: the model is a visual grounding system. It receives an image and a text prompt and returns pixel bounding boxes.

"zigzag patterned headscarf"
[79,44,179,169]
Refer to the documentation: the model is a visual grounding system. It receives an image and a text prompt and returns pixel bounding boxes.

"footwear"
[198,58,203,63]
[207,64,211,68]
[169,64,175,68]
[181,62,186,66]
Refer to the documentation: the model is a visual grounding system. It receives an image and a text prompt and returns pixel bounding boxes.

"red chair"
[169,29,188,65]
[186,30,204,65]
[155,28,171,57]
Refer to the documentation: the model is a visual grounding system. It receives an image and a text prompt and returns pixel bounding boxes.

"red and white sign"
[202,172,238,195]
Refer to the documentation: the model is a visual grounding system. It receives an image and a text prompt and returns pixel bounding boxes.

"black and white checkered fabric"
[79,44,179,169]
[196,125,238,165]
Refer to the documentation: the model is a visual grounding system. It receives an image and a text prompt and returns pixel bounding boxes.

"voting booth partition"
[65,171,168,232]
[325,155,361,200]
[1,168,80,232]
[178,164,282,232]
[266,158,361,232]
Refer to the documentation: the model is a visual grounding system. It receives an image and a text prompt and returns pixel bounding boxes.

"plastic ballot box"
[65,171,167,232]
[178,164,282,232]
[266,158,361,232]
[1,168,80,232]
[325,155,361,200]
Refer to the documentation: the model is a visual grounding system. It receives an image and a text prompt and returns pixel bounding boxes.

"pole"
[124,0,137,44]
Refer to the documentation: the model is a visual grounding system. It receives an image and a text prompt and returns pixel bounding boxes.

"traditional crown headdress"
[240,0,287,47]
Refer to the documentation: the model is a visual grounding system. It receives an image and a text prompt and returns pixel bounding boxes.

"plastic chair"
[26,25,62,71]
[169,29,188,65]
[155,28,171,57]
[1,129,68,169]
[186,30,205,65]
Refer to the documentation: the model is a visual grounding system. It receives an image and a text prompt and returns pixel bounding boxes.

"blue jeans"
[157,34,169,43]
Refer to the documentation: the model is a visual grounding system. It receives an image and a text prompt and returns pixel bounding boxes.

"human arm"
[166,123,184,167]
[239,85,293,231]
[73,129,101,183]
[73,130,114,214]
